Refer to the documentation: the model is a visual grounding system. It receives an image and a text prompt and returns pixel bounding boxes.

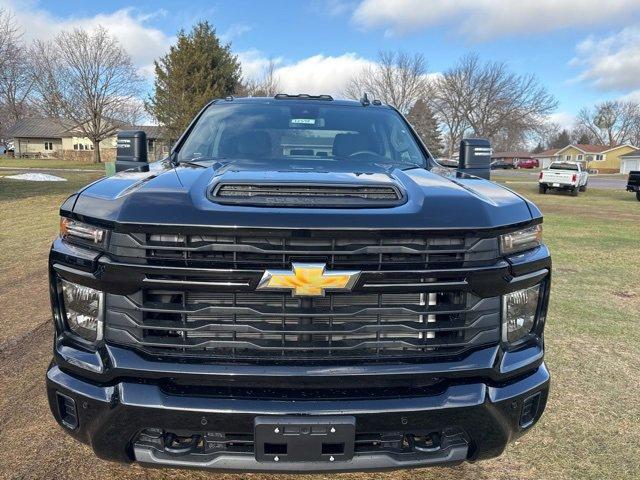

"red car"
[517,158,539,169]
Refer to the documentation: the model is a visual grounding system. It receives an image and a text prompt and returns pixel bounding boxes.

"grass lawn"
[0,172,638,479]
[0,156,104,170]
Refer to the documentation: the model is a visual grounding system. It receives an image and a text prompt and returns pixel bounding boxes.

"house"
[620,150,640,174]
[553,144,639,174]
[531,148,560,169]
[6,118,169,161]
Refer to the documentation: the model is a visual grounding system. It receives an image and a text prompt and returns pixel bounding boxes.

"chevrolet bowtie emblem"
[257,263,361,297]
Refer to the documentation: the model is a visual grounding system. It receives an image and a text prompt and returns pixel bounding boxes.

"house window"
[73,144,78,150]
[595,154,604,161]
[79,144,84,150]
[44,142,53,151]
[565,154,572,161]
[577,154,583,161]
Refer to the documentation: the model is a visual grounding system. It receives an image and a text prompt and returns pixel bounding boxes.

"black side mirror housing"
[457,138,492,179]
[116,130,148,172]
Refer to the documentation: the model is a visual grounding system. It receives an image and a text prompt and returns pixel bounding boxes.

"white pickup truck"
[539,161,589,196]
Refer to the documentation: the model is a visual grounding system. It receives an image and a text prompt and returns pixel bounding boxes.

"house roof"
[531,148,560,157]
[7,118,167,141]
[134,125,165,140]
[572,144,609,153]
[621,150,640,158]
[556,143,639,156]
[491,151,533,159]
[6,118,77,139]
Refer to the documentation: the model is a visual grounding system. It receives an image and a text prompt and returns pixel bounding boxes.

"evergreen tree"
[407,99,444,157]
[549,129,571,149]
[147,21,241,140]
[532,142,545,154]
[576,132,591,145]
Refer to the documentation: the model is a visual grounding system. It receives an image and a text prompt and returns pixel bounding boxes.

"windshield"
[176,102,428,169]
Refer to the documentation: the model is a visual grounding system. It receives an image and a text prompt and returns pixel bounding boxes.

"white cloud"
[236,49,285,81]
[622,90,640,103]
[275,54,376,97]
[1,1,174,80]
[571,27,640,92]
[549,112,576,130]
[237,51,376,98]
[220,23,252,43]
[324,0,355,16]
[352,0,640,40]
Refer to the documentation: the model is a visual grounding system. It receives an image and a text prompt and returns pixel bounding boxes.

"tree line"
[2,7,639,163]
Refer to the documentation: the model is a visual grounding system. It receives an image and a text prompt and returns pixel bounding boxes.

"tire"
[636,191,640,202]
[571,187,579,197]
[579,182,587,192]
[539,184,547,194]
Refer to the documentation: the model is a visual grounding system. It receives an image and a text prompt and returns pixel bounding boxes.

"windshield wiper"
[178,160,209,168]
[177,156,229,168]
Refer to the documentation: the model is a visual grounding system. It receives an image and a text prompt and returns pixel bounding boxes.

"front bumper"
[46,356,549,473]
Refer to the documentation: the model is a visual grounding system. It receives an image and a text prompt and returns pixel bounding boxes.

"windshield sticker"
[290,118,316,125]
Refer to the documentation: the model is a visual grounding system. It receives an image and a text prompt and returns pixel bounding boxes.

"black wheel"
[579,183,587,192]
[539,184,547,194]
[571,187,579,197]
[636,191,640,202]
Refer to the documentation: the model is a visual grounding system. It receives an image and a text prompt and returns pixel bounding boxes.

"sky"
[3,0,640,129]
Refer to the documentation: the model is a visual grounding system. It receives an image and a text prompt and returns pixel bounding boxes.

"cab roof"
[214,94,390,109]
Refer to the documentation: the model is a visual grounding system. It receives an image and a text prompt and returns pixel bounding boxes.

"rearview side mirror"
[116,130,148,172]
[457,138,492,180]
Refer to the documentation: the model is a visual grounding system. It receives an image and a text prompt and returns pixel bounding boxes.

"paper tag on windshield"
[290,118,316,125]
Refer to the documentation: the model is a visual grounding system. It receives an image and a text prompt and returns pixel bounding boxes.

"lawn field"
[0,156,104,170]
[0,171,638,480]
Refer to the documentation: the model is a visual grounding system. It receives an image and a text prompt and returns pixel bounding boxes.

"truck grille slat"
[105,229,501,363]
[109,231,499,271]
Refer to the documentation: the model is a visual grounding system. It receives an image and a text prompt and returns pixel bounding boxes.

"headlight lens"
[500,224,542,255]
[502,284,541,343]
[60,217,105,244]
[60,279,103,342]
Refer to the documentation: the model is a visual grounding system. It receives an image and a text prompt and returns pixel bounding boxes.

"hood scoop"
[210,182,405,208]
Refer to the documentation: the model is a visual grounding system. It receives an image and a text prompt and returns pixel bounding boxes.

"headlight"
[502,284,540,343]
[60,279,103,343]
[500,224,542,255]
[60,217,105,244]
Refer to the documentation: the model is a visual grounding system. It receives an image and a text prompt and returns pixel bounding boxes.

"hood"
[69,160,538,230]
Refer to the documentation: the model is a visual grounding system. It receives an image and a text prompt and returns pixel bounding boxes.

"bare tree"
[0,41,36,125]
[630,121,640,147]
[431,54,557,155]
[344,51,429,114]
[0,7,31,140]
[430,70,470,157]
[0,8,19,72]
[31,27,143,163]
[576,101,640,147]
[241,59,281,97]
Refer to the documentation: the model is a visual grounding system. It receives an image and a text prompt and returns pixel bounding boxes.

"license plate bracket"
[254,416,356,463]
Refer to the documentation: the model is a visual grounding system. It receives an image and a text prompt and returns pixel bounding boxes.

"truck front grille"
[104,229,502,363]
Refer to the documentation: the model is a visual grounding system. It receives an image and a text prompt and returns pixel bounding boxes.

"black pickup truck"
[626,170,640,201]
[46,95,551,473]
